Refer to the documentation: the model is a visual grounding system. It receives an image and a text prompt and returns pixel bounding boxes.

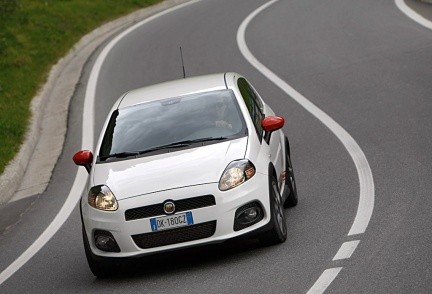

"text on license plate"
[150,212,194,232]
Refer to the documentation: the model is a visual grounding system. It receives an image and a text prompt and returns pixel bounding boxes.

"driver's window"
[238,78,264,141]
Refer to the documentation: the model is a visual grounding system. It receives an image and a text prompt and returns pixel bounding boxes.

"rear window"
[98,90,246,161]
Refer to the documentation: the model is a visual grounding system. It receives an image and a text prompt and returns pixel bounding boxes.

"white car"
[73,72,298,277]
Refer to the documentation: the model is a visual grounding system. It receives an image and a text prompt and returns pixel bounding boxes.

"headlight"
[88,185,118,211]
[219,160,256,191]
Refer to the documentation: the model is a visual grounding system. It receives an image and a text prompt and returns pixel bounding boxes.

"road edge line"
[0,0,199,286]
[236,0,375,292]
[395,0,432,30]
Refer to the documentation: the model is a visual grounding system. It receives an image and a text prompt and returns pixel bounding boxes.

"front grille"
[132,221,216,249]
[125,195,216,221]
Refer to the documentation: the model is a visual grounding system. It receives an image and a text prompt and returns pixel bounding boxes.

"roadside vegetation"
[0,0,161,174]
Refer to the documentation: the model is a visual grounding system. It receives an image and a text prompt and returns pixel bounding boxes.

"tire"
[283,137,298,208]
[259,176,287,245]
[82,226,117,278]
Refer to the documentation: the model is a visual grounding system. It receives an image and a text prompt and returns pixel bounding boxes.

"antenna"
[179,46,186,79]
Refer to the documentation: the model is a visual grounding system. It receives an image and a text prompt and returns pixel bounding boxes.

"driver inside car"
[214,96,234,130]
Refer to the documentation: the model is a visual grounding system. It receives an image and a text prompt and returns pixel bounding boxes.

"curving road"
[1,0,432,293]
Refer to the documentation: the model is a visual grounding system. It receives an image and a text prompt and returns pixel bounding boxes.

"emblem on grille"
[163,201,175,215]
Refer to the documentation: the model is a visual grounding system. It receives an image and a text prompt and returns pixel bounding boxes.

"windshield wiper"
[137,143,190,155]
[100,137,228,160]
[137,137,228,155]
[99,151,139,160]
[165,137,227,145]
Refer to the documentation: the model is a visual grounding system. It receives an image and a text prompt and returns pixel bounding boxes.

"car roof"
[117,73,233,109]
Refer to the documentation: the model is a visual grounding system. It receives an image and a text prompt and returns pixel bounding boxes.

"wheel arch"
[284,135,291,158]
[267,162,277,183]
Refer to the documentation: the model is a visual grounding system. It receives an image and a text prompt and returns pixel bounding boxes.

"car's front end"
[81,136,273,258]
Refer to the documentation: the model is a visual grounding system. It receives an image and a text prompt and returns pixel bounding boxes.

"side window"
[238,78,264,141]
[249,85,264,114]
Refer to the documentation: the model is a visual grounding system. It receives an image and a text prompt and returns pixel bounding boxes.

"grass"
[0,0,162,175]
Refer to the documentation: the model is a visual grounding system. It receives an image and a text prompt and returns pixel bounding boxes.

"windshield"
[98,89,246,161]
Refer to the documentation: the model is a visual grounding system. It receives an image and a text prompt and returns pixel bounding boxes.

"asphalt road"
[1,0,432,293]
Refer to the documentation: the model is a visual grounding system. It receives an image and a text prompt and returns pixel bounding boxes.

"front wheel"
[283,137,298,208]
[259,177,287,245]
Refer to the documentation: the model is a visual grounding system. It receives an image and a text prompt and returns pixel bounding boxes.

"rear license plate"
[150,212,194,232]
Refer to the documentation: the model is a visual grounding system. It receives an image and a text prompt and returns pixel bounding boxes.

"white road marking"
[0,27,96,284]
[332,240,360,261]
[0,0,200,286]
[0,169,87,286]
[237,0,375,292]
[306,268,343,294]
[395,0,432,30]
[237,0,374,237]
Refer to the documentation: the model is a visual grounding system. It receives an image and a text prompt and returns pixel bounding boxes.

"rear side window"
[238,78,264,141]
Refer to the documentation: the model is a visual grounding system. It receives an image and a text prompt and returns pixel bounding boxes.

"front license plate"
[150,212,194,232]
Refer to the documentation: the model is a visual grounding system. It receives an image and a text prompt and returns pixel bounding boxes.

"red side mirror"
[73,150,93,172]
[262,116,285,132]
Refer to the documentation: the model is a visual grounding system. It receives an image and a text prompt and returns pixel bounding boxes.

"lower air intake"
[132,221,216,249]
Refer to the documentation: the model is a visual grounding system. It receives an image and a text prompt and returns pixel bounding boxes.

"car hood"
[92,137,247,200]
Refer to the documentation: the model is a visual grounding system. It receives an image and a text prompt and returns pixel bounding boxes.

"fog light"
[237,207,260,225]
[96,235,110,247]
[94,230,120,252]
[244,207,258,221]
[234,202,264,231]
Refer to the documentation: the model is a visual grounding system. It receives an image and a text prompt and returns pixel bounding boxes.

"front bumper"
[81,173,271,258]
